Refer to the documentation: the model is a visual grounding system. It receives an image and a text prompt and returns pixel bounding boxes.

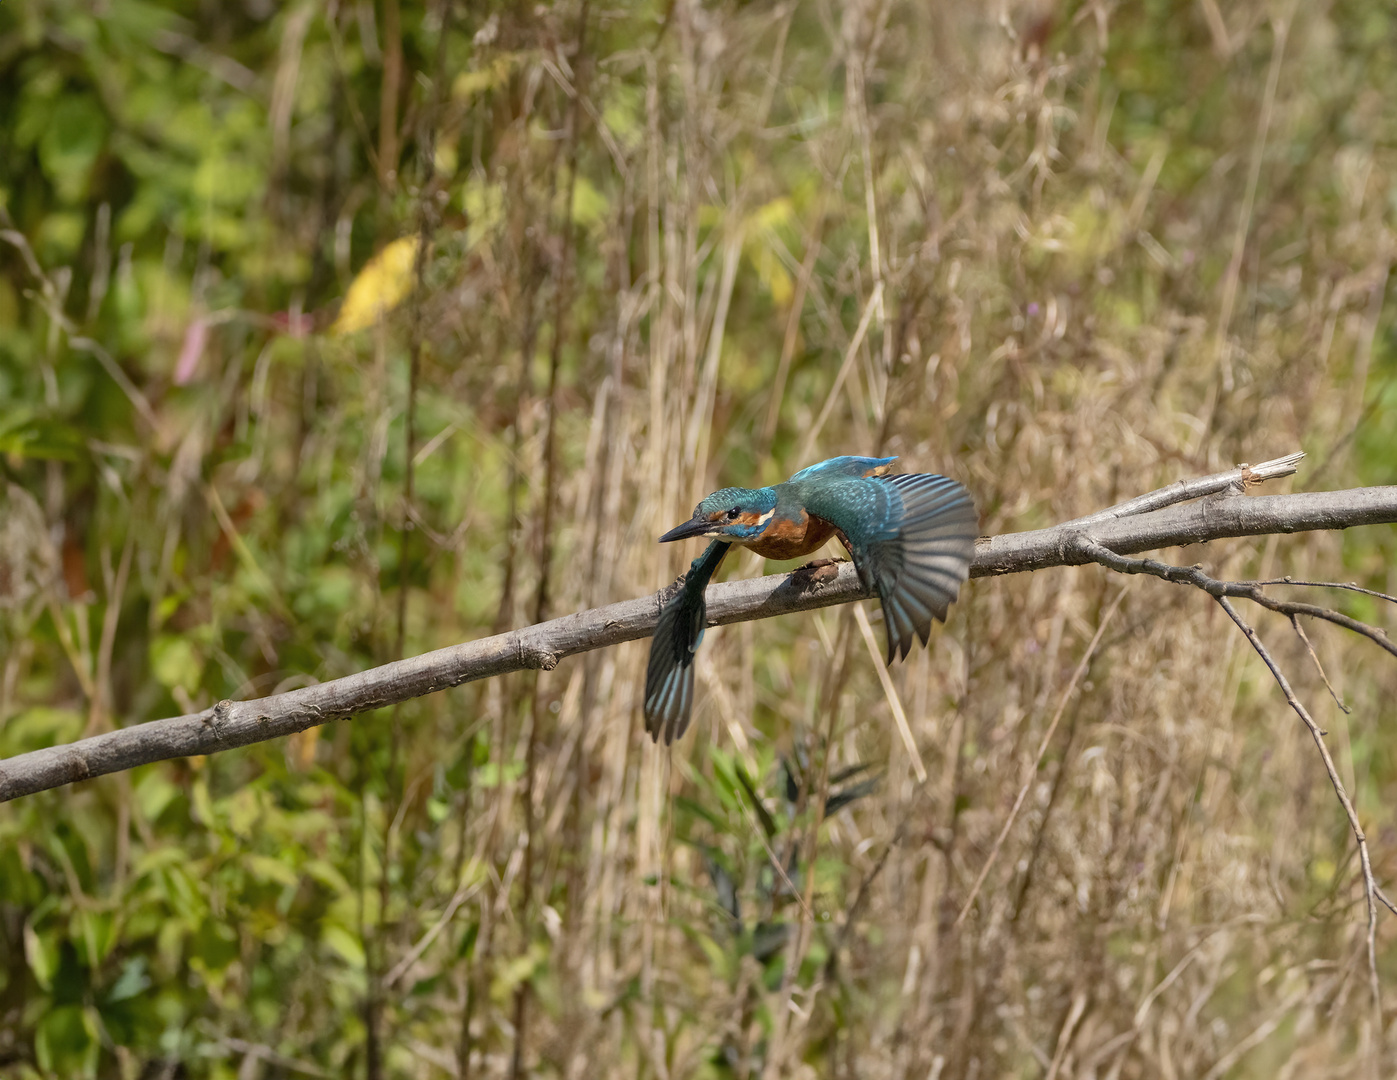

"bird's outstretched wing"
[787,454,897,482]
[644,540,732,744]
[802,473,977,662]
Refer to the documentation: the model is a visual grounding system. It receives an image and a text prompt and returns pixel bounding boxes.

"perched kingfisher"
[644,456,977,743]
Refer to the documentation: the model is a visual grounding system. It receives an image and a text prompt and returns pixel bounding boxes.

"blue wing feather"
[788,455,897,483]
[798,472,977,663]
[644,540,731,743]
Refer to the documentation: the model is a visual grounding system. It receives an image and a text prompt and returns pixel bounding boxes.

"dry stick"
[511,48,589,1080]
[852,603,926,782]
[513,10,592,1077]
[1199,979,1317,1080]
[1290,615,1351,714]
[373,20,452,1067]
[1074,543,1397,661]
[762,618,855,1080]
[1044,989,1089,1080]
[759,219,823,453]
[1061,451,1305,526]
[795,279,883,465]
[954,581,1132,928]
[89,532,135,736]
[1211,12,1289,399]
[1218,597,1383,1032]
[383,864,485,989]
[1249,578,1397,606]
[4,484,1397,804]
[1075,541,1384,1023]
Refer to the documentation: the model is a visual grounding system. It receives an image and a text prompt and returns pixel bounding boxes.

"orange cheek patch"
[737,511,765,527]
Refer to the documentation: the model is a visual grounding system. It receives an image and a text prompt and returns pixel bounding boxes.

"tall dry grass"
[411,3,1397,1076]
[2,0,1396,1076]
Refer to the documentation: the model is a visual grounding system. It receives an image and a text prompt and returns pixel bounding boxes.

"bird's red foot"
[795,557,844,584]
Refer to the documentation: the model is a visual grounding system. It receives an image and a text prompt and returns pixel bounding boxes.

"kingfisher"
[645,456,977,743]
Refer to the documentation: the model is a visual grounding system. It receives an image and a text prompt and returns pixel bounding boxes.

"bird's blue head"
[659,486,779,543]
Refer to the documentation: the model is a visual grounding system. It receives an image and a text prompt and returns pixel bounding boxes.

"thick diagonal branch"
[2,483,1395,803]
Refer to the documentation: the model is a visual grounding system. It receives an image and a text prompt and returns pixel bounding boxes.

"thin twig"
[852,603,926,783]
[1290,615,1350,714]
[1060,451,1305,527]
[215,1036,331,1079]
[796,279,883,464]
[383,865,484,989]
[1247,578,1397,607]
[1212,596,1381,1021]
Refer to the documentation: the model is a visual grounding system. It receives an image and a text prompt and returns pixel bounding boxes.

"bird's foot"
[794,557,845,584]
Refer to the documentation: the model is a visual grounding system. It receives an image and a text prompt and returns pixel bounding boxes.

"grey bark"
[2,483,1395,803]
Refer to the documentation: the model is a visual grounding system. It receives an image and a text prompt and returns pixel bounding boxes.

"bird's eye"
[727,508,741,520]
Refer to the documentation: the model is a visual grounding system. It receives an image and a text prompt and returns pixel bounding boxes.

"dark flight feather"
[644,540,731,743]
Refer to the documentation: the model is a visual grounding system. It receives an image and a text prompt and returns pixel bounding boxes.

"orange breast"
[742,510,836,561]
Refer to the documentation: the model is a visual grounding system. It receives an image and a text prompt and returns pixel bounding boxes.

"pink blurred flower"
[174,317,209,385]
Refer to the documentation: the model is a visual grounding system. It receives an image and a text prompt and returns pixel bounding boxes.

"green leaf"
[323,925,366,969]
[23,922,58,991]
[305,858,352,895]
[134,771,180,823]
[0,414,84,462]
[37,95,108,204]
[149,635,204,694]
[35,1005,100,1079]
[245,853,300,889]
[75,909,116,968]
[1,707,84,756]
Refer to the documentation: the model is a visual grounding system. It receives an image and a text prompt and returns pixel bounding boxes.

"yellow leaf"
[750,242,794,306]
[752,196,794,233]
[452,55,515,102]
[746,197,797,305]
[286,725,320,771]
[330,236,423,336]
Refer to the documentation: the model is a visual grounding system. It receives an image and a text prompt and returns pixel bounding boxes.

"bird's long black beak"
[658,516,714,543]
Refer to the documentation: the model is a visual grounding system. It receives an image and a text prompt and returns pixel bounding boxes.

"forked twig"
[1214,597,1382,1024]
[1076,539,1386,1017]
[1075,542,1397,662]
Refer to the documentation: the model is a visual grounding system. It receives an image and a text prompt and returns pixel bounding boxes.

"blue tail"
[644,540,732,744]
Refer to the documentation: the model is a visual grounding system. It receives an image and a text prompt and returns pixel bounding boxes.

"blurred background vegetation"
[1,0,1396,1076]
